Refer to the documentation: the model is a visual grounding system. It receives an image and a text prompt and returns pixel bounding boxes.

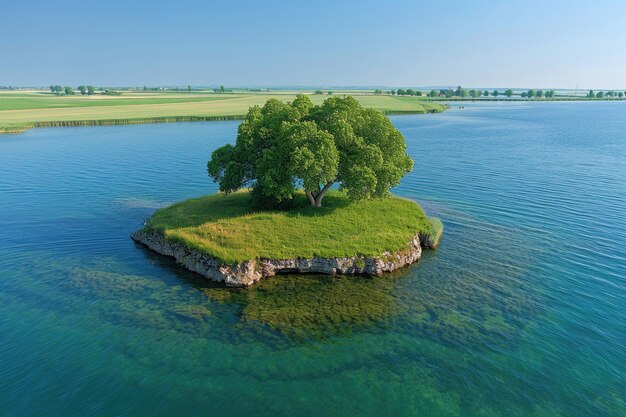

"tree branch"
[313,181,334,207]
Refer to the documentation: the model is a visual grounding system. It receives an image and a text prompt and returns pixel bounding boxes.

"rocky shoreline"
[131,228,432,287]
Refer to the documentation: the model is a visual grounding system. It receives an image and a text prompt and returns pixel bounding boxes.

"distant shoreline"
[2,90,622,134]
[426,97,626,102]
[0,92,446,134]
[0,110,445,134]
[0,115,247,134]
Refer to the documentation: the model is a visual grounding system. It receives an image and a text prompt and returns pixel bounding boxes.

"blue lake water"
[0,101,624,416]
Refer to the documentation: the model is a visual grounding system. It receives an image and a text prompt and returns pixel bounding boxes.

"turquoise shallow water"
[0,101,624,416]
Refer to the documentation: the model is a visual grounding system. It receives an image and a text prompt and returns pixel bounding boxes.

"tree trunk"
[305,191,316,207]
[307,181,333,207]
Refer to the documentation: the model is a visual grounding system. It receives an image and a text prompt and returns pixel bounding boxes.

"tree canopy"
[207,95,414,207]
[49,85,63,95]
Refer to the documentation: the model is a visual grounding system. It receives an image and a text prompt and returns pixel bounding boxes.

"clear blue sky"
[2,0,625,89]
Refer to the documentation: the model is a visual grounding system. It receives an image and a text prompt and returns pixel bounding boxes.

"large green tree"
[208,96,414,207]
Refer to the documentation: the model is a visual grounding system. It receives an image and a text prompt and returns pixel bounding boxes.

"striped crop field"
[0,91,446,134]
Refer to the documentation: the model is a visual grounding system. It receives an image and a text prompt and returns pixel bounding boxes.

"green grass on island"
[0,91,446,134]
[145,190,442,264]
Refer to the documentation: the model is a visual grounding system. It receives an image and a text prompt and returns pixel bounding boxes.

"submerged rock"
[131,229,423,287]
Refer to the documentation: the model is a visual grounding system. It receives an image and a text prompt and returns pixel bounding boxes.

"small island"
[132,95,442,286]
[132,191,442,286]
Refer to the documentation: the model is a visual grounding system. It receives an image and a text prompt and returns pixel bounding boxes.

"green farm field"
[0,91,446,133]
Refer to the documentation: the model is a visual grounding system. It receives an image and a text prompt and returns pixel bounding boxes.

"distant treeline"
[374,88,422,96]
[48,85,126,96]
[49,85,96,96]
[376,86,552,98]
[374,86,626,99]
[586,90,624,98]
[43,84,251,95]
[27,84,626,99]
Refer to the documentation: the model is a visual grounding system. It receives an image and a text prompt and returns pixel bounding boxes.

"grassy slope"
[0,92,446,133]
[146,190,439,264]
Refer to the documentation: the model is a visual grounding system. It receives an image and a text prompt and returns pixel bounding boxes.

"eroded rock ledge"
[131,229,428,287]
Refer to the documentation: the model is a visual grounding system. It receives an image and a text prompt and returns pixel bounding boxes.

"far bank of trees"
[377,86,626,100]
[520,89,555,98]
[587,90,625,99]
[42,84,626,100]
[423,86,558,99]
[374,89,423,96]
